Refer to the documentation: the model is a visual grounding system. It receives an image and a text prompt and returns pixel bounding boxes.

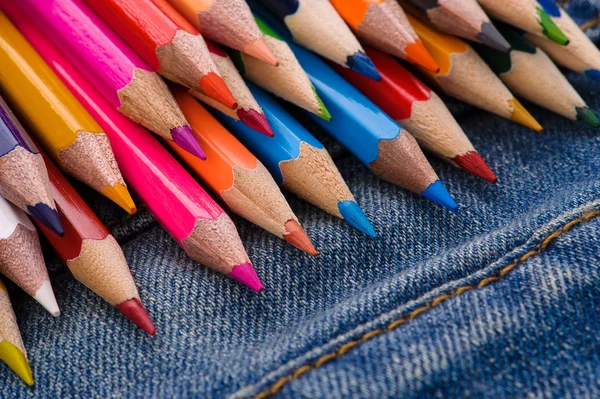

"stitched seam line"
[251,210,600,399]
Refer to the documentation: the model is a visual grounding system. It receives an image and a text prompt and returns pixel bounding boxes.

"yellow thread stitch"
[252,210,600,399]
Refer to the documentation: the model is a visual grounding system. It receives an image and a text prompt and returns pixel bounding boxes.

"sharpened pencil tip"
[244,38,279,66]
[200,72,238,110]
[229,263,264,292]
[405,41,440,72]
[346,51,381,81]
[452,152,498,183]
[28,203,64,237]
[116,298,156,335]
[284,220,318,256]
[585,69,600,81]
[421,181,458,211]
[237,108,274,137]
[171,125,207,159]
[537,8,569,45]
[338,200,376,237]
[34,281,60,317]
[102,183,136,215]
[477,23,512,53]
[313,86,332,121]
[0,342,33,386]
[576,107,600,127]
[509,99,543,131]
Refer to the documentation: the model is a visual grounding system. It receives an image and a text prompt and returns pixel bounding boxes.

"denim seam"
[250,209,600,399]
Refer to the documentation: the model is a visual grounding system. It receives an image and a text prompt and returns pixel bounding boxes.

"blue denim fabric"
[2,0,600,398]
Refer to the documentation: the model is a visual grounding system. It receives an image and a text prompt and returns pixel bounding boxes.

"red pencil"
[84,0,236,109]
[32,149,155,335]
[333,47,497,183]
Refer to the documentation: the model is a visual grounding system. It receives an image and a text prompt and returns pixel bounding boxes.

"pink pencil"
[6,4,262,291]
[6,0,205,159]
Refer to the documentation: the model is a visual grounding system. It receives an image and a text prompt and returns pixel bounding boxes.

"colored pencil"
[249,0,381,80]
[0,96,63,235]
[231,16,330,120]
[0,9,136,214]
[9,0,205,160]
[0,279,33,386]
[168,89,317,255]
[215,84,375,237]
[0,196,60,317]
[477,0,569,45]
[397,0,510,52]
[191,40,274,137]
[407,14,543,132]
[524,5,600,82]
[16,14,264,292]
[284,37,458,211]
[84,0,236,110]
[166,0,278,66]
[32,151,155,335]
[474,22,599,127]
[333,46,498,183]
[330,0,438,70]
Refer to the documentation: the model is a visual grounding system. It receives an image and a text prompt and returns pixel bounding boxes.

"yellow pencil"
[0,12,135,214]
[0,279,33,386]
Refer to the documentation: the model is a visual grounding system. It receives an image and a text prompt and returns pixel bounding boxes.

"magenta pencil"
[9,6,263,291]
[5,0,205,159]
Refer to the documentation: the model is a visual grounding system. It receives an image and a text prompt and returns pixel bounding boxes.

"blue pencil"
[524,2,600,82]
[0,96,63,236]
[248,0,381,81]
[254,16,457,211]
[214,83,376,237]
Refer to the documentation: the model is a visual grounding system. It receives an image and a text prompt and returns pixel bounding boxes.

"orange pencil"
[166,0,278,65]
[166,89,316,255]
[330,0,438,72]
[85,0,236,109]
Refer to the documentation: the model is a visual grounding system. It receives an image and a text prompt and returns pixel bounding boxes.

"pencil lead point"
[313,87,332,121]
[477,22,512,53]
[338,200,376,237]
[171,125,207,160]
[237,108,274,137]
[537,8,569,45]
[284,220,318,256]
[0,342,33,386]
[28,203,64,237]
[200,72,238,110]
[244,38,279,66]
[421,181,458,211]
[509,98,543,131]
[405,41,440,72]
[576,107,600,127]
[116,298,156,335]
[452,152,498,183]
[346,51,381,81]
[34,281,60,317]
[229,262,264,292]
[102,183,136,215]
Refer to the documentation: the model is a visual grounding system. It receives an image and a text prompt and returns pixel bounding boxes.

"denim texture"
[2,1,600,397]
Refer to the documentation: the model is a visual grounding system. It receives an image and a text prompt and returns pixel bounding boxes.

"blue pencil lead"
[421,181,458,212]
[338,200,376,237]
[347,51,381,81]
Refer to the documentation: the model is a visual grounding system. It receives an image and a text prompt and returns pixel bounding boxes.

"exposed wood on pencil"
[32,151,155,335]
[331,0,439,70]
[166,0,278,65]
[0,196,59,316]
[407,13,543,132]
[191,40,274,137]
[0,280,33,386]
[0,96,63,235]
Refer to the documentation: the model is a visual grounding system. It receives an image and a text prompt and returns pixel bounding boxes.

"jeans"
[3,0,600,397]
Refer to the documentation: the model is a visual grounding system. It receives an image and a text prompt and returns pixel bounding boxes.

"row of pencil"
[1,0,599,386]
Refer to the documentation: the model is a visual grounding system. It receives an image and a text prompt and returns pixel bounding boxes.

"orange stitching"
[251,210,600,399]
[580,14,600,32]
